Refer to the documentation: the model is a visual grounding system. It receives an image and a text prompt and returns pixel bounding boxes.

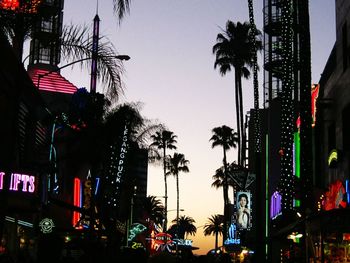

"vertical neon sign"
[73,178,81,228]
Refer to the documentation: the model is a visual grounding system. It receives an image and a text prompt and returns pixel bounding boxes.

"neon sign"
[224,224,240,245]
[311,84,319,127]
[39,218,55,234]
[72,178,81,228]
[323,180,347,210]
[0,172,35,193]
[153,232,172,245]
[270,191,282,219]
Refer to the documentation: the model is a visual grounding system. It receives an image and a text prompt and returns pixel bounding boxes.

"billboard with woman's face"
[236,191,252,230]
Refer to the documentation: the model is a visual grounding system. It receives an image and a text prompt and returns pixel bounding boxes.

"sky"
[59,0,336,255]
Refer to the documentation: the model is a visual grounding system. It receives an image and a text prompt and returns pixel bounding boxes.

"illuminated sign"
[270,191,282,219]
[235,191,252,230]
[323,180,347,210]
[128,223,147,242]
[328,149,338,167]
[154,232,172,245]
[72,178,81,228]
[131,242,144,249]
[0,172,35,193]
[224,224,240,245]
[173,239,193,247]
[311,84,319,127]
[116,125,128,184]
[39,218,55,234]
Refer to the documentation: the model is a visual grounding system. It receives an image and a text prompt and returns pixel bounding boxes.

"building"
[0,30,51,262]
[309,0,350,262]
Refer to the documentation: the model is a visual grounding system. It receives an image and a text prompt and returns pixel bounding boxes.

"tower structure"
[263,0,313,261]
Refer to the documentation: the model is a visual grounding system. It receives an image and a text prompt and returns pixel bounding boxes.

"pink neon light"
[73,178,82,228]
[0,172,35,193]
[311,84,319,127]
[28,68,78,94]
[0,172,4,190]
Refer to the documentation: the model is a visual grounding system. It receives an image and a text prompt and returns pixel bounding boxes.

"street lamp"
[36,55,130,89]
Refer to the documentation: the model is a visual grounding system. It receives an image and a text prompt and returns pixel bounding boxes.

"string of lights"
[280,0,295,211]
[247,0,261,154]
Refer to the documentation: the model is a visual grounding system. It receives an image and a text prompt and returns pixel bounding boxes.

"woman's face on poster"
[239,196,247,208]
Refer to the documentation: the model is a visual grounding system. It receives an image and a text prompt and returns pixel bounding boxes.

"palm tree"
[211,166,235,204]
[213,21,262,165]
[209,125,238,243]
[169,215,196,239]
[149,129,177,231]
[166,152,190,233]
[141,195,164,227]
[0,8,126,102]
[203,214,224,251]
[60,24,126,102]
[112,0,131,22]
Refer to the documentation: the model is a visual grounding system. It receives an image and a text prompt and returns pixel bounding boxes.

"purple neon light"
[270,191,282,219]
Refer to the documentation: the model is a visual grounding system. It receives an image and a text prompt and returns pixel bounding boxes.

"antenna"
[96,0,99,15]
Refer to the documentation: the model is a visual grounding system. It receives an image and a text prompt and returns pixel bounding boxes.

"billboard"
[235,191,252,230]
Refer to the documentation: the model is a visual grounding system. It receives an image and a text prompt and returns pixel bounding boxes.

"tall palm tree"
[213,21,262,165]
[149,129,177,231]
[211,166,235,204]
[169,215,196,239]
[209,125,238,243]
[203,214,224,251]
[166,152,190,232]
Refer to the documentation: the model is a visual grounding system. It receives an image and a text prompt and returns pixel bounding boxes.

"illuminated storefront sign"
[224,224,240,245]
[323,180,347,210]
[154,232,172,245]
[0,172,35,193]
[39,218,55,234]
[173,238,193,247]
[116,125,128,184]
[311,84,319,127]
[270,191,282,219]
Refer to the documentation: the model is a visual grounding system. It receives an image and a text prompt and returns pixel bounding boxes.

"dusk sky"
[58,0,336,255]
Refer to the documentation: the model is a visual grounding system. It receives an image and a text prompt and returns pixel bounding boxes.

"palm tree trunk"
[222,148,229,244]
[235,69,242,165]
[163,147,168,231]
[176,173,179,237]
[238,72,244,166]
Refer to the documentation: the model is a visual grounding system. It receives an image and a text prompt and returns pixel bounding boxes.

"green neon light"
[294,199,300,207]
[294,132,300,178]
[328,149,338,166]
